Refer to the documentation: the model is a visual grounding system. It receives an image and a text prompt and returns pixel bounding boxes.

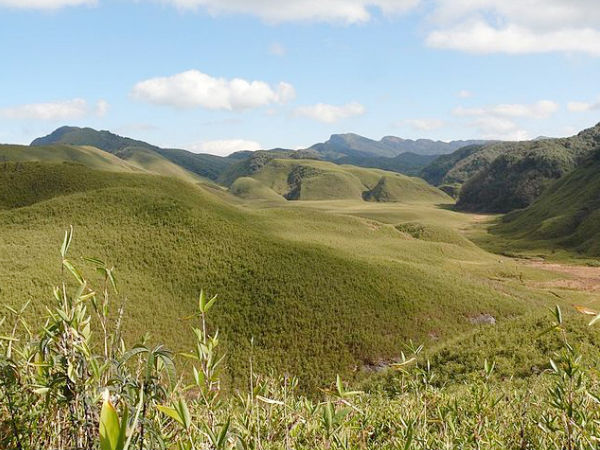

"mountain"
[418,123,600,212]
[309,133,490,158]
[456,124,600,212]
[31,126,235,181]
[304,133,491,176]
[491,148,600,256]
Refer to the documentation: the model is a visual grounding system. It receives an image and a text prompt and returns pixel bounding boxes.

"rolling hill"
[31,126,236,181]
[223,153,450,203]
[0,159,560,392]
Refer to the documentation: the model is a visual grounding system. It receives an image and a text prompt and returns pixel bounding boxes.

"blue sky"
[1,0,599,155]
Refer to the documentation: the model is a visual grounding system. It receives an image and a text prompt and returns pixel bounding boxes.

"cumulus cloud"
[469,116,530,141]
[294,102,365,123]
[403,118,445,131]
[452,99,559,140]
[131,70,295,110]
[0,98,108,120]
[0,0,95,8]
[453,100,559,119]
[568,98,600,112]
[159,0,419,23]
[188,139,262,156]
[426,0,600,55]
[458,90,472,98]
[96,99,109,117]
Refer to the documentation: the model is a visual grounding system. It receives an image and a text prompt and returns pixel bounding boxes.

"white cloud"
[568,98,600,112]
[426,0,600,56]
[427,21,600,56]
[453,100,559,119]
[96,99,109,117]
[471,117,529,141]
[452,99,559,140]
[0,0,95,8]
[131,70,295,110]
[269,42,286,56]
[403,118,445,131]
[159,0,419,23]
[294,102,365,123]
[0,98,108,120]
[458,90,472,98]
[188,139,262,156]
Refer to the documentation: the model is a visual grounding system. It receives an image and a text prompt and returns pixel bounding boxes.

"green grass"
[0,144,140,173]
[0,160,569,392]
[229,157,450,203]
[115,146,206,184]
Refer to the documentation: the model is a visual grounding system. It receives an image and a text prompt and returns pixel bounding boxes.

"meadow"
[2,148,600,449]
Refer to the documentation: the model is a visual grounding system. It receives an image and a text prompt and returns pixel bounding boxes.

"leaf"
[100,390,121,450]
[63,259,84,285]
[61,225,73,259]
[256,395,285,406]
[589,313,600,327]
[177,397,192,430]
[204,294,218,312]
[157,405,184,426]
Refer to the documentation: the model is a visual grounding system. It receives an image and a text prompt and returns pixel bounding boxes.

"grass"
[0,160,572,393]
[229,157,450,203]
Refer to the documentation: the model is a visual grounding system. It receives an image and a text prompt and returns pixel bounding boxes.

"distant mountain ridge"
[309,133,491,158]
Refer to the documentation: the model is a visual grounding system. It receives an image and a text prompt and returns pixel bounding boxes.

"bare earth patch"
[522,260,600,293]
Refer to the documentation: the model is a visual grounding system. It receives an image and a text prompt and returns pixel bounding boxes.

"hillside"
[32,126,235,181]
[0,143,140,173]
[0,160,560,392]
[418,123,600,213]
[490,149,600,256]
[223,153,450,203]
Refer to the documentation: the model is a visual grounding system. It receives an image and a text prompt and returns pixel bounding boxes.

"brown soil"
[522,260,600,293]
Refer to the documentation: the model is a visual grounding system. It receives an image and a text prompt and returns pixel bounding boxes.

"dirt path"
[521,259,600,293]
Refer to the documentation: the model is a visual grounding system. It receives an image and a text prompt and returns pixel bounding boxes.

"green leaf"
[63,259,84,285]
[157,405,184,426]
[100,391,121,450]
[204,294,218,312]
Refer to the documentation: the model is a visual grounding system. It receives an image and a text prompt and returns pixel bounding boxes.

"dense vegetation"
[0,158,567,395]
[3,236,600,449]
[490,149,600,256]
[422,123,600,213]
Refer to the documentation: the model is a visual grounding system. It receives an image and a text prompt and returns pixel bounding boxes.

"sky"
[1,0,599,156]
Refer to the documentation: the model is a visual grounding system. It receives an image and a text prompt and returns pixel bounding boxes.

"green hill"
[0,160,557,391]
[225,155,450,203]
[427,123,600,213]
[115,146,205,184]
[490,149,600,257]
[31,126,236,181]
[0,143,140,173]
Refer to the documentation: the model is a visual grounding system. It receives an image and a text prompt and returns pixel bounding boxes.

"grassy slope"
[0,144,140,173]
[487,150,600,257]
[232,158,450,203]
[0,161,562,392]
[116,146,205,184]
